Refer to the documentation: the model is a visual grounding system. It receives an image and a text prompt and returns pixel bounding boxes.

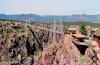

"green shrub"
[64,28,69,34]
[79,24,86,35]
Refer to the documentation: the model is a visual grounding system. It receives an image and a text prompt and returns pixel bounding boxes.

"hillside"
[0,14,100,23]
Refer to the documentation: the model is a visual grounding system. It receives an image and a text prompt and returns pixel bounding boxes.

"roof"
[72,38,89,46]
[72,34,87,38]
[68,28,77,31]
[93,29,100,36]
[92,28,99,31]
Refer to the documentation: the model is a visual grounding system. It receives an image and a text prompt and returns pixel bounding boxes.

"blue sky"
[0,0,100,15]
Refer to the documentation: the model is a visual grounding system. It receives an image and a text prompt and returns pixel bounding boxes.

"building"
[93,29,100,46]
[68,28,77,34]
[72,34,89,55]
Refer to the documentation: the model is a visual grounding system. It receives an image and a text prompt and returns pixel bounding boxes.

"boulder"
[35,35,80,65]
[85,46,100,65]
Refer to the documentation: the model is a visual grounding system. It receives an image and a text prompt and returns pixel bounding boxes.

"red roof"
[93,29,100,36]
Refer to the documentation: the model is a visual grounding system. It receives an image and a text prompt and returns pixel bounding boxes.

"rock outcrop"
[85,46,100,65]
[35,35,80,65]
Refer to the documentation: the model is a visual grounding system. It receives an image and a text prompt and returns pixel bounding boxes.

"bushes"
[64,28,69,34]
[6,28,13,33]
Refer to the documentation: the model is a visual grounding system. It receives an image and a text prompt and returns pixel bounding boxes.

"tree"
[64,28,69,34]
[79,24,86,35]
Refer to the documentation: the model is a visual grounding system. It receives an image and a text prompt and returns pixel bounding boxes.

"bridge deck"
[27,25,64,34]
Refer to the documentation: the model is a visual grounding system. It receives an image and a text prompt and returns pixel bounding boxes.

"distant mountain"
[0,14,100,23]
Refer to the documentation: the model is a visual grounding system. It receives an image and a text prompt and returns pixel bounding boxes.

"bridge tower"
[53,16,56,43]
[52,16,64,43]
[25,16,64,44]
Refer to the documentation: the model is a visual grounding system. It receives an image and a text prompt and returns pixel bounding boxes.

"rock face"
[0,38,9,61]
[35,35,80,65]
[85,47,100,65]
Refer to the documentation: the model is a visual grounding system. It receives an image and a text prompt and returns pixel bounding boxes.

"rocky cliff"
[34,35,80,65]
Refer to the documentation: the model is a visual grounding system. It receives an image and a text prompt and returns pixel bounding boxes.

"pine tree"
[80,24,86,35]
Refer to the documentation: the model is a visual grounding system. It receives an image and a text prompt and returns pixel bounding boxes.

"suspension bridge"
[26,16,64,43]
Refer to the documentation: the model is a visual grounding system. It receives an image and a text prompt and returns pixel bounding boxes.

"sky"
[0,0,100,15]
